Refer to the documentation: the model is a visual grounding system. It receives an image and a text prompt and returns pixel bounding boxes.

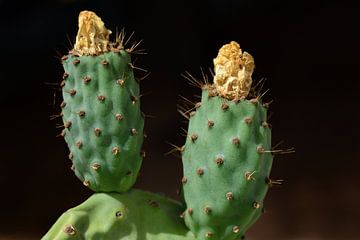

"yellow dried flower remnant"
[73,11,112,56]
[213,41,255,99]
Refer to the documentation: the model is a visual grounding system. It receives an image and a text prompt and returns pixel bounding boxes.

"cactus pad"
[42,189,196,240]
[181,89,273,239]
[61,50,144,192]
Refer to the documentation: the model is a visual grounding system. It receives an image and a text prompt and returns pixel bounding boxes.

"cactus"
[180,42,273,239]
[44,11,279,240]
[60,11,144,192]
[43,189,195,240]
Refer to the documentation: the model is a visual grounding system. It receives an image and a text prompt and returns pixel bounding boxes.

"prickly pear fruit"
[60,11,144,192]
[181,41,273,239]
[42,189,196,240]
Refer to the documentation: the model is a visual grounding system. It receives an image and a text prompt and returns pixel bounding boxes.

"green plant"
[181,42,272,240]
[43,11,278,240]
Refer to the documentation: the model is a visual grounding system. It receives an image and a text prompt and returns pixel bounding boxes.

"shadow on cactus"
[43,10,290,240]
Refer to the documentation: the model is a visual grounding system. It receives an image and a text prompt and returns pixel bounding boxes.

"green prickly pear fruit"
[60,11,144,192]
[42,189,196,240]
[181,41,273,239]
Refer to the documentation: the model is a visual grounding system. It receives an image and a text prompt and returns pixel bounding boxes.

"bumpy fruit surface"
[42,189,195,240]
[61,50,144,192]
[181,89,272,239]
[181,42,273,239]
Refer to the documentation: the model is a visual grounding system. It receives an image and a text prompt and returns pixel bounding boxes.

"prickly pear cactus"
[45,10,280,240]
[181,41,273,239]
[60,11,144,192]
[42,189,196,240]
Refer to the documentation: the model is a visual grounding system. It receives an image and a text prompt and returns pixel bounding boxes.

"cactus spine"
[181,41,273,239]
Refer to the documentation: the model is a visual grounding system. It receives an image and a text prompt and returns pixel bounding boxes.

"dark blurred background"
[0,0,359,239]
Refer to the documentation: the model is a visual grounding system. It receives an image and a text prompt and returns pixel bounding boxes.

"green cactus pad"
[42,189,195,240]
[61,50,144,192]
[181,88,273,240]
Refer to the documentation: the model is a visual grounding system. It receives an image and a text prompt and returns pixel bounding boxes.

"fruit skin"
[61,50,144,193]
[181,88,273,240]
[42,189,196,240]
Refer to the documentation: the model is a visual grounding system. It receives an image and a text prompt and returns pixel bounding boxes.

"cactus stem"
[63,224,76,236]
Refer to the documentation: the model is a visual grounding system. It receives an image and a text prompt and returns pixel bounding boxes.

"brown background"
[0,0,359,239]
